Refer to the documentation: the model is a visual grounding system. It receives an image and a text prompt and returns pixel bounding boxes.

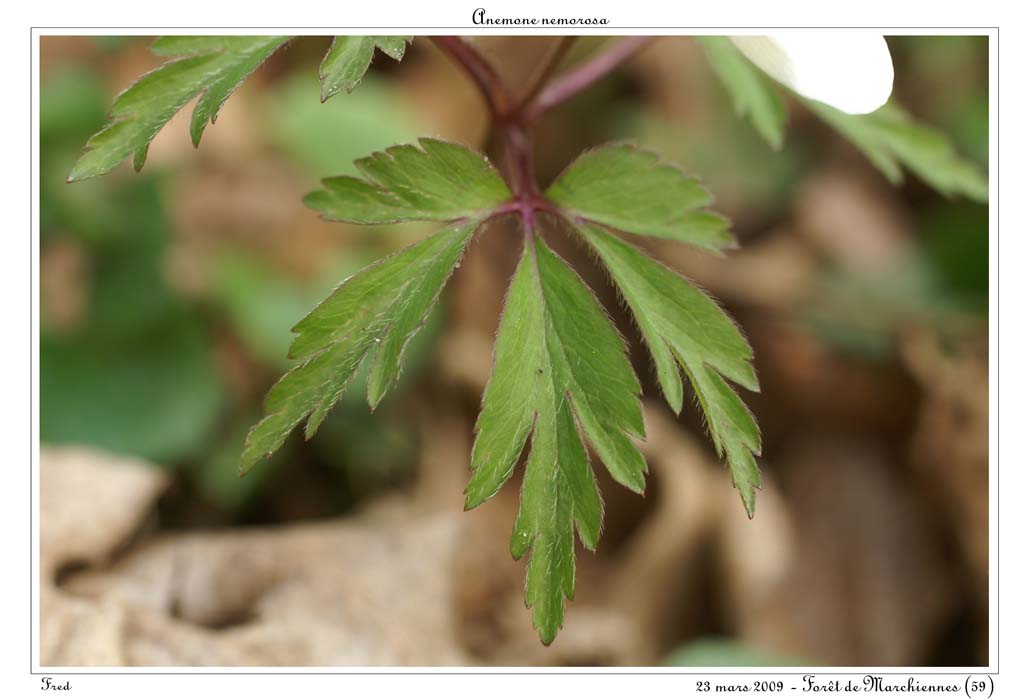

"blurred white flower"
[731,33,894,115]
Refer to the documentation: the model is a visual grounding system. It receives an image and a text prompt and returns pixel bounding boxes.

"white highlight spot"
[731,33,894,115]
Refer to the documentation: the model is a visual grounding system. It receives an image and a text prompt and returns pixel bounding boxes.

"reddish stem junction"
[430,36,653,238]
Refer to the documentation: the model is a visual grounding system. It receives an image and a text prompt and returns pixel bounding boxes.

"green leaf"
[240,222,474,474]
[805,100,988,202]
[466,233,646,644]
[68,36,290,181]
[305,138,512,224]
[319,36,412,101]
[574,223,762,516]
[545,144,732,252]
[697,36,787,149]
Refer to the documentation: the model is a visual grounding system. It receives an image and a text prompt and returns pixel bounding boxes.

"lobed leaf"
[466,231,644,644]
[319,36,412,101]
[574,223,762,516]
[69,36,290,181]
[697,36,787,149]
[240,222,475,474]
[305,138,512,224]
[545,144,733,252]
[804,100,988,202]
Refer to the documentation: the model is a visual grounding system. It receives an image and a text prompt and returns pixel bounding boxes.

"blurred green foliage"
[40,67,225,463]
[208,250,365,370]
[665,638,807,667]
[40,44,437,521]
[266,72,422,177]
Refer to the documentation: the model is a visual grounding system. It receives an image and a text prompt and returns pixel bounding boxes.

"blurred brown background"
[38,35,989,667]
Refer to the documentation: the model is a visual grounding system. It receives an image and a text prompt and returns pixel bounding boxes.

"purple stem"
[515,37,577,113]
[502,123,541,247]
[526,36,655,121]
[433,35,654,237]
[430,36,514,119]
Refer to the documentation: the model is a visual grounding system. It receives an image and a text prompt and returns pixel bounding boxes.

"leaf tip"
[666,394,684,416]
[509,530,532,561]
[462,483,488,512]
[538,629,558,647]
[624,472,647,496]
[740,487,758,518]
[237,460,255,478]
[319,84,338,102]
[66,156,94,182]
[366,382,388,413]
[285,334,306,359]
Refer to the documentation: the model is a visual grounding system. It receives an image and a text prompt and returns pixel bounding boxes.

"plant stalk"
[433,35,654,229]
[526,36,654,121]
[430,36,515,119]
